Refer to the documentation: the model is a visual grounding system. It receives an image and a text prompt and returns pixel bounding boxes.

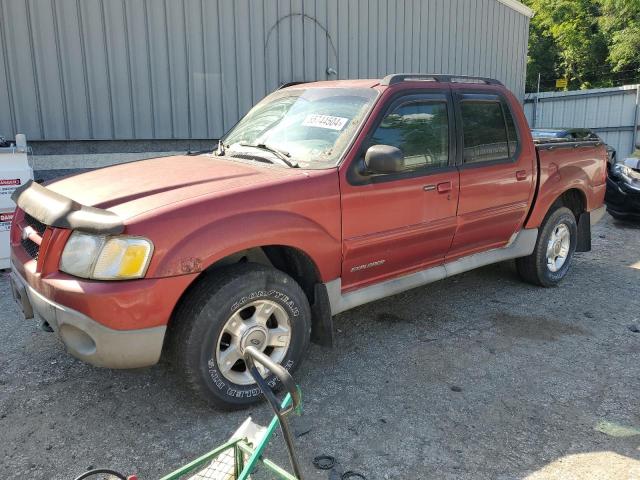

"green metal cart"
[74,346,304,480]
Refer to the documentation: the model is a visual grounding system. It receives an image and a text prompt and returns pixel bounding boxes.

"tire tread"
[167,263,308,409]
[516,206,577,288]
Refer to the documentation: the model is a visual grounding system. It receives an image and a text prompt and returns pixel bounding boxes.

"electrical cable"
[72,468,128,480]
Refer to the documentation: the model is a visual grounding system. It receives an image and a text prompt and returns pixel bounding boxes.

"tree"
[522,0,640,91]
[523,0,609,90]
[599,0,640,74]
[525,9,561,91]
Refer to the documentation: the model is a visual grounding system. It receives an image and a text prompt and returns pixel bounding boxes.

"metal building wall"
[524,85,640,158]
[0,0,531,141]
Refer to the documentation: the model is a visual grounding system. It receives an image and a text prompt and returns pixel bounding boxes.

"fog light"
[59,324,96,356]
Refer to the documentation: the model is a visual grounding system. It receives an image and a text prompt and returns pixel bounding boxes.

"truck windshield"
[222,87,379,168]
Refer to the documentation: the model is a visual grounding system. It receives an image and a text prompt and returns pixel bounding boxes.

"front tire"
[168,263,311,409]
[516,207,578,287]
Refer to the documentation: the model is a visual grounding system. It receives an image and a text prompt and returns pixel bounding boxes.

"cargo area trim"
[534,140,602,150]
[11,180,124,235]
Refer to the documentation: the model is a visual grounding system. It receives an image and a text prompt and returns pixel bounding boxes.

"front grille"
[21,213,47,259]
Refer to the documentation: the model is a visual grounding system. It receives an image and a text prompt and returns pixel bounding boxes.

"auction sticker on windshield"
[302,114,348,130]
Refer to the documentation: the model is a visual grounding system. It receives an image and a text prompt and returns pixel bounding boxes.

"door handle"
[436,181,452,193]
[516,170,527,181]
[423,184,436,191]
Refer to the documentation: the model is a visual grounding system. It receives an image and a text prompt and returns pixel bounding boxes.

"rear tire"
[516,207,578,287]
[168,263,311,409]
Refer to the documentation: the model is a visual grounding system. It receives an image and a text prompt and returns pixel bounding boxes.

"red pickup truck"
[9,74,606,408]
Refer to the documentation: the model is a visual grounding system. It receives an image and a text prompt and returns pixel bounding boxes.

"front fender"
[148,210,341,282]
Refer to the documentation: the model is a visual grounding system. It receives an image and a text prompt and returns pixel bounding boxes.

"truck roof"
[280,74,503,91]
[280,79,381,89]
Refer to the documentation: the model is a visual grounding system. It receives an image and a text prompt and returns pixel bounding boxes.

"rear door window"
[461,100,518,164]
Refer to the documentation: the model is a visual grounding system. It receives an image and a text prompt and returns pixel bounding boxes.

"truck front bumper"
[9,266,166,369]
[605,175,640,219]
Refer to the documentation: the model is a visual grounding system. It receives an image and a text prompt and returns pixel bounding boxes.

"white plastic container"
[0,134,34,269]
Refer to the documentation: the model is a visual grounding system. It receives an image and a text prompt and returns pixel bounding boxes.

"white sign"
[1,137,33,269]
[0,178,22,201]
[302,114,349,131]
[0,211,13,232]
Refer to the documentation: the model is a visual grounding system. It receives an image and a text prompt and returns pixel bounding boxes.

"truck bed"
[525,138,608,229]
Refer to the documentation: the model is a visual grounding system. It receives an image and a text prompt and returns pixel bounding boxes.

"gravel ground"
[1,214,639,480]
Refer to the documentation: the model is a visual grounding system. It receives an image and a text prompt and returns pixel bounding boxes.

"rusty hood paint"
[46,154,305,220]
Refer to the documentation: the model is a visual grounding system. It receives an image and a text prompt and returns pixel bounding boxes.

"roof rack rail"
[380,73,503,86]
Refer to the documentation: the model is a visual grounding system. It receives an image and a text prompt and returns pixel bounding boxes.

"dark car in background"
[605,157,640,221]
[531,128,617,162]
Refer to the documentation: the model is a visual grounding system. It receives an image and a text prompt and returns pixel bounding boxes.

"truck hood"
[46,154,301,219]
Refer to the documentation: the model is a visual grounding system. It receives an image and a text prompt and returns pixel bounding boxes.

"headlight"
[59,232,106,278]
[60,231,153,280]
[611,163,640,190]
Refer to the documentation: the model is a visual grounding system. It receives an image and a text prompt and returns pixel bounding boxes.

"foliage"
[523,0,640,91]
[599,0,640,72]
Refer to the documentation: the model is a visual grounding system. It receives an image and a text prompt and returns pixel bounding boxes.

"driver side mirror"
[364,145,405,174]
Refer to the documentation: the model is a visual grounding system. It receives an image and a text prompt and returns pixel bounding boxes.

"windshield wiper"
[238,142,299,168]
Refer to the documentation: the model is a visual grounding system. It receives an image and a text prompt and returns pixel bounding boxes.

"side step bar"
[325,229,538,315]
